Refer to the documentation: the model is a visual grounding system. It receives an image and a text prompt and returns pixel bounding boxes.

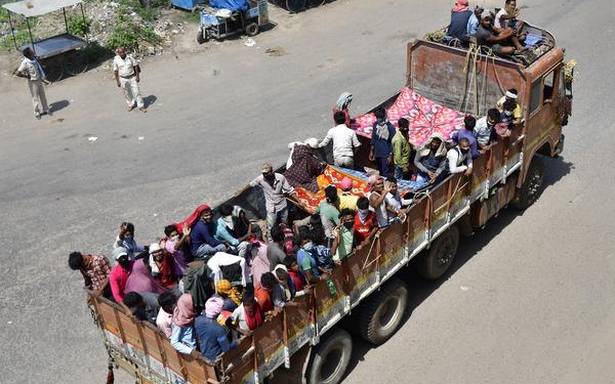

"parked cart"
[196,0,269,44]
[2,0,90,82]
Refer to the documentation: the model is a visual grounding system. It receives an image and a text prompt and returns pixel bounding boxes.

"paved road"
[0,0,612,383]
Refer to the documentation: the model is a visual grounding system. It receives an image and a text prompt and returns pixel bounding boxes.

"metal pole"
[63,8,69,34]
[80,3,89,43]
[26,18,35,56]
[7,10,18,50]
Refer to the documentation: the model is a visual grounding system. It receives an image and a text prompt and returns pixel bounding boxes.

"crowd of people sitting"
[447,0,529,56]
[68,83,522,364]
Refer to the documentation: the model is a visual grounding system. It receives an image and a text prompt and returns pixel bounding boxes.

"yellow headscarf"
[216,279,241,305]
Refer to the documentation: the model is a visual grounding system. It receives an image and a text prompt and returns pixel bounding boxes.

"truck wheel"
[196,28,207,44]
[245,22,259,37]
[358,278,408,345]
[307,327,352,384]
[418,225,460,280]
[511,156,545,210]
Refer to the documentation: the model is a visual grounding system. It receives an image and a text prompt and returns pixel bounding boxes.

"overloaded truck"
[85,23,573,384]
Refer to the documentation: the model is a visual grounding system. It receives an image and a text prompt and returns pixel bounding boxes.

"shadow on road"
[143,95,158,108]
[341,156,574,380]
[49,99,70,113]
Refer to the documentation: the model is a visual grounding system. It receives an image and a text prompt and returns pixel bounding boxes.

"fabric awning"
[2,0,82,17]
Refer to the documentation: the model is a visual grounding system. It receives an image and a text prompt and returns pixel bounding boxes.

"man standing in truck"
[319,111,362,168]
[250,163,297,232]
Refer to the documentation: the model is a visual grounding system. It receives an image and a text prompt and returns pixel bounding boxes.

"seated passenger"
[409,134,448,191]
[495,0,524,30]
[496,88,523,124]
[338,177,359,210]
[231,293,264,334]
[284,256,306,292]
[163,224,190,278]
[467,5,484,36]
[215,279,241,312]
[500,98,519,129]
[367,175,393,229]
[207,252,249,286]
[354,197,377,244]
[331,208,358,263]
[385,176,413,212]
[68,251,111,292]
[156,291,177,338]
[447,0,473,41]
[451,115,480,159]
[124,291,158,324]
[447,138,474,176]
[109,247,133,303]
[251,237,270,291]
[296,230,332,284]
[170,293,197,355]
[194,297,238,363]
[273,265,296,301]
[190,205,227,261]
[475,11,525,55]
[475,108,501,149]
[284,138,324,193]
[113,222,145,260]
[255,272,286,313]
[230,206,252,240]
[316,185,341,240]
[148,243,177,289]
[392,118,412,180]
[215,204,250,258]
[125,255,165,297]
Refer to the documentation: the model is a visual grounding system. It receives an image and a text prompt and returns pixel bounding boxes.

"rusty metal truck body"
[86,26,572,384]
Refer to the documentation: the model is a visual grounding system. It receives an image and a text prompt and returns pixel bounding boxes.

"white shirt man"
[447,145,473,175]
[16,48,49,119]
[319,123,361,168]
[113,48,146,112]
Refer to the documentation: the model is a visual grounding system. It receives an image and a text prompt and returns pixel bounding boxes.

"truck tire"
[196,28,207,44]
[417,225,460,280]
[511,155,545,210]
[245,22,259,37]
[357,278,408,345]
[306,327,353,384]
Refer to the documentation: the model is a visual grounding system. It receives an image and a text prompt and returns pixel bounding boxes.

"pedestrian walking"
[113,47,146,112]
[15,47,50,120]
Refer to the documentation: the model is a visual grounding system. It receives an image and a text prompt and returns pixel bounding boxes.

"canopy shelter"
[2,0,87,57]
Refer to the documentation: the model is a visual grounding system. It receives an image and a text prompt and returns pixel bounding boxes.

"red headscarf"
[175,204,210,235]
[452,0,469,12]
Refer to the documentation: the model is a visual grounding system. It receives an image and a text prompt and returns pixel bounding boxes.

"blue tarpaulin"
[209,0,248,11]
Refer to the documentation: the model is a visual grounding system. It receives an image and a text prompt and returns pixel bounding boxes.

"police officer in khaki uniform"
[15,47,50,120]
[113,47,146,112]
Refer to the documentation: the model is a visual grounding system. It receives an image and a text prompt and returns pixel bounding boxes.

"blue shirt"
[194,316,237,362]
[190,219,222,255]
[371,121,396,158]
[215,217,240,246]
[451,128,479,158]
[467,13,479,35]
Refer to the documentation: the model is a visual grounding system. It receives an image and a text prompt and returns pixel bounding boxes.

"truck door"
[526,66,562,157]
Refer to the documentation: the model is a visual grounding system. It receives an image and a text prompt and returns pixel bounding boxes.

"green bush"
[106,13,160,51]
[0,29,30,51]
[68,16,91,37]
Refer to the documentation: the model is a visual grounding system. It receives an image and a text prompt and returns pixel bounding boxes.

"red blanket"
[352,87,464,148]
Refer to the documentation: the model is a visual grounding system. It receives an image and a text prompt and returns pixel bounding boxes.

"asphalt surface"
[0,0,613,383]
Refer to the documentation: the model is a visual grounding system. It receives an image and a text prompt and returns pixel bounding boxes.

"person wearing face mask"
[410,133,448,190]
[451,115,480,159]
[447,138,474,176]
[367,175,394,229]
[109,247,134,303]
[500,98,519,128]
[475,108,502,150]
[330,209,358,263]
[369,107,397,177]
[163,224,190,277]
[496,89,523,124]
[354,197,377,244]
[250,163,297,232]
[296,229,332,284]
[113,222,145,260]
[190,206,227,261]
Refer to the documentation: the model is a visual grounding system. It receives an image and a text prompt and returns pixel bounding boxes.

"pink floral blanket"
[352,87,465,148]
